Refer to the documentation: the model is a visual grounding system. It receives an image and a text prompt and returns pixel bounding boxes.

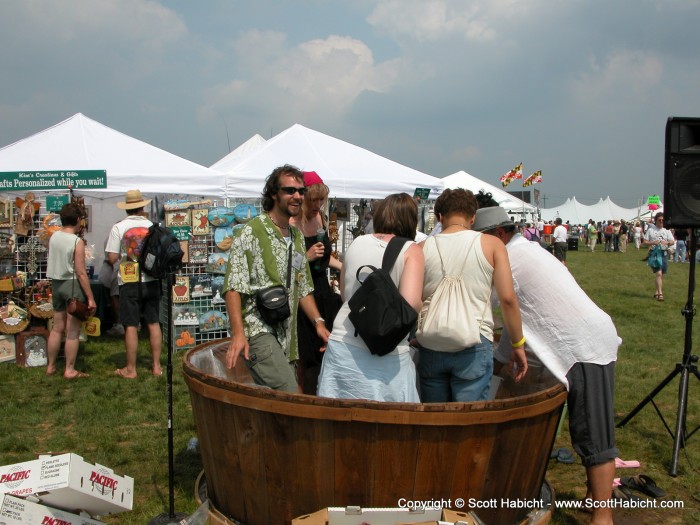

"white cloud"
[366,0,536,43]
[200,32,405,123]
[571,50,664,107]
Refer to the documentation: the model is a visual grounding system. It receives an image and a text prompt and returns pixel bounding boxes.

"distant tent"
[541,196,654,223]
[212,134,266,169]
[442,171,536,214]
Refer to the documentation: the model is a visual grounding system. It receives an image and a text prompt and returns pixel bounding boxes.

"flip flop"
[613,486,644,502]
[152,369,163,377]
[615,457,641,469]
[620,474,666,498]
[114,368,137,379]
[65,371,90,380]
[549,447,576,464]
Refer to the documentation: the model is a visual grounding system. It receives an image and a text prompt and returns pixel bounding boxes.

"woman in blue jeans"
[417,190,527,402]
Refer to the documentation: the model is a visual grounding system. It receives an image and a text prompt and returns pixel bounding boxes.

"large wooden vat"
[183,340,567,525]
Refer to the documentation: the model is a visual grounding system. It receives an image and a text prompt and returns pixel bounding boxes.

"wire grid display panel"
[0,193,73,310]
[162,201,265,349]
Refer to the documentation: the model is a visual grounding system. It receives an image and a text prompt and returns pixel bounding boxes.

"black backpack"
[348,237,418,356]
[138,224,184,279]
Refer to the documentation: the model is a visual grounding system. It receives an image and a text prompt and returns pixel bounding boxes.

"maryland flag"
[522,170,542,187]
[499,162,523,188]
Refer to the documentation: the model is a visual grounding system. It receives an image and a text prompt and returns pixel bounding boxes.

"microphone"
[314,228,325,270]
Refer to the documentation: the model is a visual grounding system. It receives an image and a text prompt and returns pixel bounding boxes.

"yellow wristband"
[511,336,526,348]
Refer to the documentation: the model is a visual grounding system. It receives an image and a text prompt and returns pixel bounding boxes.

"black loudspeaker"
[664,117,700,228]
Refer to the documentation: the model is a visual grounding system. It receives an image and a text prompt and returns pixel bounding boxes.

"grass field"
[0,244,699,524]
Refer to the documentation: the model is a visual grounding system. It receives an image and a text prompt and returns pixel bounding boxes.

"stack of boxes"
[0,453,133,524]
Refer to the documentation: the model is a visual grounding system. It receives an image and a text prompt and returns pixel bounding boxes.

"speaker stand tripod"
[150,273,189,524]
[617,232,700,476]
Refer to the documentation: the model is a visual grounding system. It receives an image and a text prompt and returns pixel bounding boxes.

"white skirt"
[317,339,420,402]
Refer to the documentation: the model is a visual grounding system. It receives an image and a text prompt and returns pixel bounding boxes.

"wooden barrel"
[183,341,567,525]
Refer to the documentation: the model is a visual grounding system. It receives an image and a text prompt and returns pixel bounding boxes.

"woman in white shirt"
[317,193,424,402]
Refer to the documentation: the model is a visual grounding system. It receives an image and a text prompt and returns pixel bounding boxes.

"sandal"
[657,294,664,302]
[620,474,667,498]
[613,486,644,502]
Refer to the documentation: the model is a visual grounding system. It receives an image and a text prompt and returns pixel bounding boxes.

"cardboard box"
[292,507,481,525]
[0,493,105,524]
[0,453,133,517]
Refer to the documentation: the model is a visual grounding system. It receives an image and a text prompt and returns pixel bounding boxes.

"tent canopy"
[0,113,227,268]
[0,113,226,199]
[540,196,652,223]
[441,171,536,213]
[212,124,443,200]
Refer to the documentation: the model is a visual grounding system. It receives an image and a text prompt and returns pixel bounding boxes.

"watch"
[313,317,325,326]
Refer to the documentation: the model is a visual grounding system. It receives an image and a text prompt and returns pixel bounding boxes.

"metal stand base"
[148,511,190,525]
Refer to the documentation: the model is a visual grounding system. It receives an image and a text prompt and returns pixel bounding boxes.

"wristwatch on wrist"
[313,317,325,326]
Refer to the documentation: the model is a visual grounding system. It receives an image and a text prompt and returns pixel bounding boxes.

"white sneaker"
[106,324,125,337]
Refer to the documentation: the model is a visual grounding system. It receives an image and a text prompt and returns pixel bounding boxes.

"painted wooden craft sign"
[207,207,235,227]
[233,203,258,223]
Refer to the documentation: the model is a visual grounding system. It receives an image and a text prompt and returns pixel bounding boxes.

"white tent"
[0,113,227,264]
[442,171,537,214]
[213,134,266,168]
[541,196,651,223]
[212,124,444,200]
[0,113,226,199]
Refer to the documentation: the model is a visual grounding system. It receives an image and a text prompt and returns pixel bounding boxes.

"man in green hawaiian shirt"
[223,165,330,392]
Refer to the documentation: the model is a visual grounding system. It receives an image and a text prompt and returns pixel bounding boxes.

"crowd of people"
[220,165,623,524]
[44,167,654,524]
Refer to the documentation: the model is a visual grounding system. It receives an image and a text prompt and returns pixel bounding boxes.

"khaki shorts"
[246,332,298,393]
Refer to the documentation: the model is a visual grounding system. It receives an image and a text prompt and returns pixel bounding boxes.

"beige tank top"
[422,230,494,340]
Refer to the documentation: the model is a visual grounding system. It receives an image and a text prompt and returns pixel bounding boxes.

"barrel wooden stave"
[184,341,566,525]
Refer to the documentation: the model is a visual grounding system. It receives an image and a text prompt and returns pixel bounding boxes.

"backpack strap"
[381,236,411,273]
[354,236,411,284]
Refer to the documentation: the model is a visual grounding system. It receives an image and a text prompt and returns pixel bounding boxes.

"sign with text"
[413,187,431,200]
[169,226,191,241]
[46,195,70,212]
[0,170,107,191]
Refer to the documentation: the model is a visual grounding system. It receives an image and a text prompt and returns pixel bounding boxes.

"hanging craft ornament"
[14,192,40,236]
[38,213,62,247]
[71,195,89,235]
[18,236,47,275]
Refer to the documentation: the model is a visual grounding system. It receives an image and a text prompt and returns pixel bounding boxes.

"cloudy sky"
[2,0,699,208]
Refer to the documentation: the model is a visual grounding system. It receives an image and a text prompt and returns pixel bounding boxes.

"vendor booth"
[0,113,228,352]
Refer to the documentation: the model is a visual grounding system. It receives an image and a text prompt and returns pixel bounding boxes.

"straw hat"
[472,207,514,232]
[117,190,152,210]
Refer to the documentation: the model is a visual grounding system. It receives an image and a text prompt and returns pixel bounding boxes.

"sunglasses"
[279,186,307,196]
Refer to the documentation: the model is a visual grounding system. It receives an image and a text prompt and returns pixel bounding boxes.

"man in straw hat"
[105,189,162,378]
[473,205,621,525]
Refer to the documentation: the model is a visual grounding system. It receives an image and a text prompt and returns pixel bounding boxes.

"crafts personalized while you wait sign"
[0,170,107,191]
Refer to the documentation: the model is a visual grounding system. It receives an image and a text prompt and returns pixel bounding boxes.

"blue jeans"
[675,240,687,263]
[418,335,493,402]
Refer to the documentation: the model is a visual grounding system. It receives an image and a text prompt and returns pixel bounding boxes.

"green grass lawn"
[0,245,699,524]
